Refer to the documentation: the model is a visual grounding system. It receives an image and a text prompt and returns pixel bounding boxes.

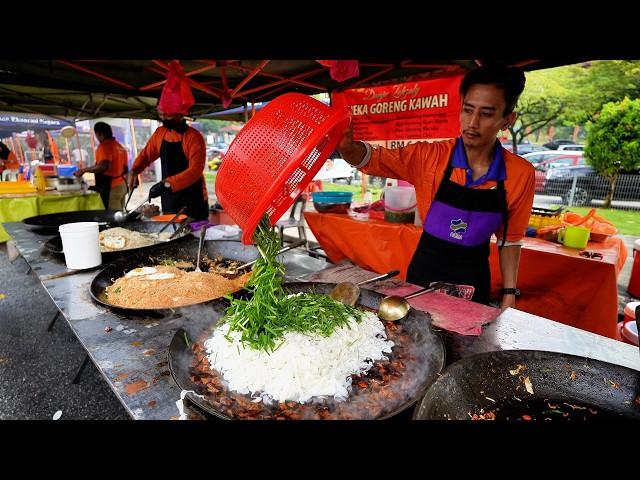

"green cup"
[558,225,590,249]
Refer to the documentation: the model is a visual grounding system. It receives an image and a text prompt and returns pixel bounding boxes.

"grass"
[320,182,383,202]
[552,206,640,237]
[204,171,217,184]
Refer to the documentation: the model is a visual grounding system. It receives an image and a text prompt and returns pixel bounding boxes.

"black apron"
[406,143,508,305]
[159,130,209,220]
[92,171,111,210]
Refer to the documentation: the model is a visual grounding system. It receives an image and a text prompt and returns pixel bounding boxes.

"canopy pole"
[76,128,89,168]
[84,129,93,170]
[129,119,139,157]
[64,137,71,164]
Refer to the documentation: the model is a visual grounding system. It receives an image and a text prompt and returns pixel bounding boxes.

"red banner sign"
[332,75,463,143]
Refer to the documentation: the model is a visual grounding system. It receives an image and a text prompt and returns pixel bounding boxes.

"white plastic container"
[384,186,416,223]
[58,222,102,269]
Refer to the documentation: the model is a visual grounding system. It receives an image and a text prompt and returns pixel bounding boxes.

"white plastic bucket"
[384,186,417,224]
[58,222,102,269]
[384,186,416,211]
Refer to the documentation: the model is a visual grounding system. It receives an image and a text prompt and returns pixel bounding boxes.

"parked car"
[557,144,585,151]
[501,142,548,155]
[313,158,356,184]
[544,165,640,205]
[522,150,582,166]
[543,139,576,150]
[533,155,585,192]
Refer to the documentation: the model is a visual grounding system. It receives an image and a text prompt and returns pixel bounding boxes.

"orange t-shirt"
[1,151,20,171]
[362,138,535,242]
[95,138,128,188]
[131,126,207,200]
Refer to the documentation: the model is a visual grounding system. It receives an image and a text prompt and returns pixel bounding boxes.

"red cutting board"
[378,286,500,336]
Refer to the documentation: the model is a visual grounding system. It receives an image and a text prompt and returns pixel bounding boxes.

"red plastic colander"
[215,93,352,244]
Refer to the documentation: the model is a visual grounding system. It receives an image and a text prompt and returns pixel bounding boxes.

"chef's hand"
[127,172,139,191]
[337,123,366,166]
[73,168,84,178]
[337,124,355,152]
[149,181,169,199]
[500,294,516,312]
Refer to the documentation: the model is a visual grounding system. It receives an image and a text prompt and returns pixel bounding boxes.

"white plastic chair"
[1,169,19,181]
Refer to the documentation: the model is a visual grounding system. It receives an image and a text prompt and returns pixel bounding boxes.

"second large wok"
[90,239,262,312]
[414,350,640,420]
[22,209,141,235]
[45,220,191,263]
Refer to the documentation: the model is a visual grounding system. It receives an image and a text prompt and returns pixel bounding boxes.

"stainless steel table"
[4,222,638,420]
[3,222,329,419]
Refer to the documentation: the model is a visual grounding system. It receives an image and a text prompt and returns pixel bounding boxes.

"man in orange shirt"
[128,62,208,220]
[74,122,128,209]
[338,66,535,310]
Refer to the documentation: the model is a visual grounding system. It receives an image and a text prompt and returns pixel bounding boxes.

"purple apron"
[406,138,508,304]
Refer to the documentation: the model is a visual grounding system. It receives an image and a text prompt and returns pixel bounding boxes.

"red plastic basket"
[215,93,351,244]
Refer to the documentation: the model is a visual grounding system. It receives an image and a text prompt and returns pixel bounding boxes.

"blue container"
[311,191,353,203]
[57,165,78,177]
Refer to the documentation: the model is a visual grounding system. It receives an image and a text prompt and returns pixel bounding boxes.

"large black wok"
[168,281,446,420]
[90,239,261,312]
[44,221,191,263]
[22,209,141,235]
[414,350,640,420]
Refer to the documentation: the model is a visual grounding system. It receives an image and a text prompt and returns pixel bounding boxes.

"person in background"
[74,122,128,210]
[128,61,209,220]
[70,146,89,167]
[0,141,20,178]
[338,65,535,311]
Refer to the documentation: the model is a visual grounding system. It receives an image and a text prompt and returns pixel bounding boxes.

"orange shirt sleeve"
[132,128,163,174]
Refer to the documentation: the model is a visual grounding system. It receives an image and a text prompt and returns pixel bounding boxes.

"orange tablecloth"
[305,211,627,339]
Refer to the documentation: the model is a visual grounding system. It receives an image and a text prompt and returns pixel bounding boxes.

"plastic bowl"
[313,201,351,214]
[312,191,353,203]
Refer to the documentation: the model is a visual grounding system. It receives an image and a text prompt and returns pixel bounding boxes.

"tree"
[511,61,640,148]
[584,97,640,208]
[562,61,640,124]
[507,69,568,154]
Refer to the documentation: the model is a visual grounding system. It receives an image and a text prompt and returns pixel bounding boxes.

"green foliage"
[585,97,640,174]
[196,119,241,136]
[511,61,640,146]
[584,97,640,207]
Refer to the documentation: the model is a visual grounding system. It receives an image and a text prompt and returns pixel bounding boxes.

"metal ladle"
[329,270,400,306]
[113,194,149,223]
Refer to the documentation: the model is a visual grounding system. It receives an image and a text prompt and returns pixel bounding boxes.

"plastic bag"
[159,61,195,115]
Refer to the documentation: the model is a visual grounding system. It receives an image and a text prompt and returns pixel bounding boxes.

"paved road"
[0,243,129,420]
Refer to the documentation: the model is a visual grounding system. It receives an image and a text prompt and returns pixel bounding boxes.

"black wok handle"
[357,270,400,286]
[168,217,194,239]
[158,206,187,234]
[635,304,640,355]
[236,240,307,271]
